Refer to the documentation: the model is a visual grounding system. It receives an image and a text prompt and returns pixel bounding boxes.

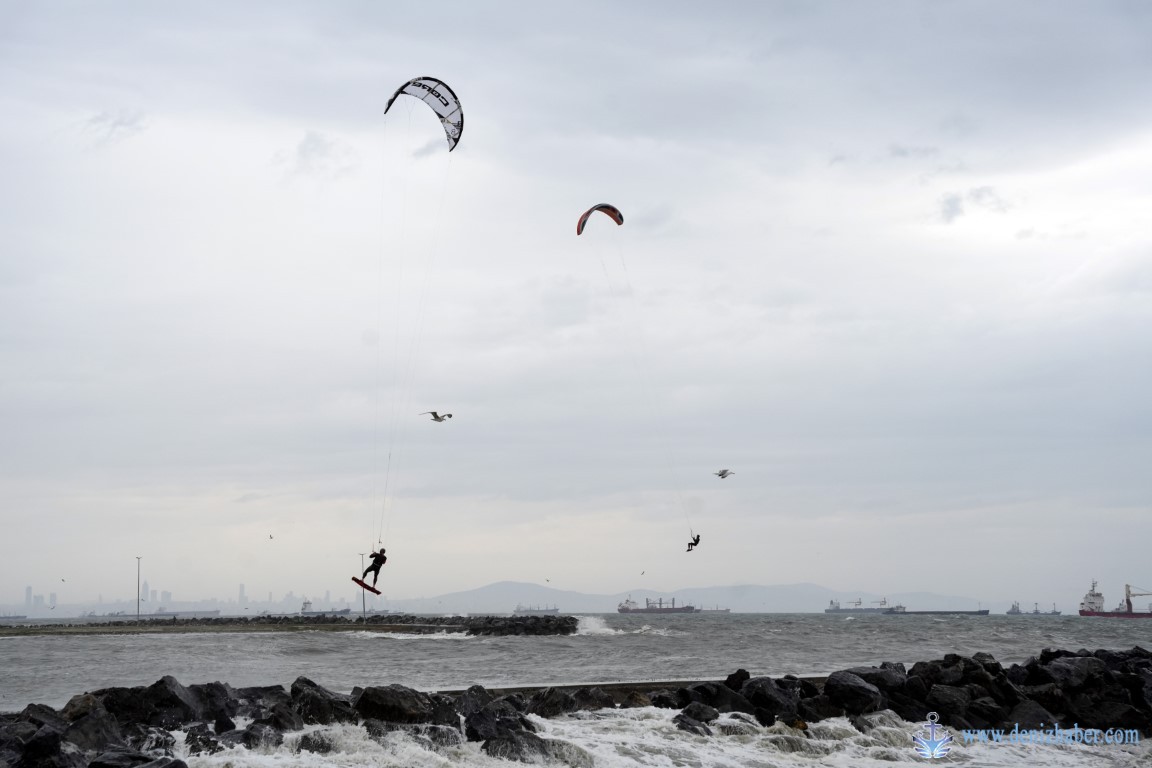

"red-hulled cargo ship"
[1078,580,1152,618]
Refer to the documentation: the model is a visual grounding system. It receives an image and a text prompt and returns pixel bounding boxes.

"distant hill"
[380,581,997,615]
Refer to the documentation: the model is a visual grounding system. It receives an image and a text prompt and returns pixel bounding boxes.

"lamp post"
[358,553,367,619]
[136,557,142,622]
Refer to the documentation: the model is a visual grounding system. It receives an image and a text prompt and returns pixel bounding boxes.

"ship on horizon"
[1007,601,1061,616]
[512,604,560,615]
[300,599,351,617]
[617,597,699,614]
[882,604,989,616]
[1078,580,1152,618]
[825,598,893,614]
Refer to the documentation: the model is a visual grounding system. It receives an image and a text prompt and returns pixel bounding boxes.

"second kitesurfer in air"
[686,534,701,552]
[363,548,387,586]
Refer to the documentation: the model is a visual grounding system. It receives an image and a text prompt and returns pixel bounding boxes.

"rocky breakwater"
[358,613,579,636]
[4,646,1148,767]
[0,613,579,637]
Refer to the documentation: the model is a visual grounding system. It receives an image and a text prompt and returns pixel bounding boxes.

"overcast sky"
[3,1,1151,609]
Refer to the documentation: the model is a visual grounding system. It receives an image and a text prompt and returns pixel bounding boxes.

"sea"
[2,612,1150,767]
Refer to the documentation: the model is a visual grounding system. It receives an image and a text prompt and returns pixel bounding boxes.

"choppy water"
[2,612,1150,766]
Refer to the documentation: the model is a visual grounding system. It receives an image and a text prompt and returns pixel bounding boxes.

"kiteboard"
[352,577,381,595]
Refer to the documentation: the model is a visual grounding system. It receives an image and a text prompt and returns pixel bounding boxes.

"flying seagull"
[715,469,734,479]
[420,411,453,422]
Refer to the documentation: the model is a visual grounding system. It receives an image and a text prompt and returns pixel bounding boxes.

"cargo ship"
[512,604,560,615]
[300,600,351,616]
[617,597,699,614]
[1078,580,1152,618]
[883,604,988,615]
[1008,601,1060,616]
[825,598,893,614]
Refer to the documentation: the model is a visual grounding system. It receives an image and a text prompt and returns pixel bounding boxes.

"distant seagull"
[420,411,453,422]
[641,571,645,576]
[269,534,273,539]
[61,578,65,582]
[50,605,56,610]
[714,469,734,479]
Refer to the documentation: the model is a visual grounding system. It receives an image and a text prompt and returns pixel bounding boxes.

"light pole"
[136,557,142,622]
[358,553,367,619]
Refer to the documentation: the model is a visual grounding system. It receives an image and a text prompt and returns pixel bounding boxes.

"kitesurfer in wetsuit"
[363,548,387,586]
[686,534,701,552]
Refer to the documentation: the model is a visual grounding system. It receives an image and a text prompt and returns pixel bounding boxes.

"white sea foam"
[349,630,476,642]
[575,616,622,635]
[168,709,1151,768]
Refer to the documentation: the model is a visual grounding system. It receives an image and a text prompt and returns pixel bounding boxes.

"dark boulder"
[91,688,152,728]
[353,684,440,725]
[1068,696,1152,733]
[480,731,553,762]
[571,687,617,711]
[924,684,971,722]
[234,685,292,721]
[87,750,156,768]
[136,760,188,768]
[120,725,174,756]
[679,682,754,715]
[967,696,1008,725]
[740,678,798,719]
[290,677,357,726]
[237,723,283,750]
[620,691,652,708]
[845,665,906,692]
[62,709,125,754]
[1043,657,1110,691]
[648,690,680,709]
[1018,683,1070,717]
[672,713,712,736]
[464,700,536,742]
[452,685,494,718]
[1007,700,1056,730]
[885,691,930,724]
[182,725,222,756]
[19,704,68,731]
[255,702,303,732]
[724,669,750,691]
[797,695,844,722]
[142,677,203,729]
[908,659,963,687]
[187,683,237,725]
[526,687,575,718]
[823,671,883,716]
[681,702,719,724]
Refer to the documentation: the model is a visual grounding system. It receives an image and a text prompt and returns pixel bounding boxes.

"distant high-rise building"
[239,584,247,604]
[25,586,31,607]
[141,580,150,602]
[150,589,157,603]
